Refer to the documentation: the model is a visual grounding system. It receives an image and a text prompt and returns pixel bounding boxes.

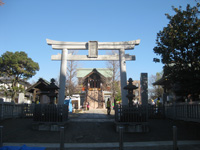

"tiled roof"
[77,68,112,78]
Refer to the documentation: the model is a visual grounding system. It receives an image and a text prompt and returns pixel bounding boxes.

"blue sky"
[0,0,197,83]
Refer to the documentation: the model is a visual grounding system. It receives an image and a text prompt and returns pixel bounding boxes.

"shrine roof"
[26,78,52,93]
[77,68,112,78]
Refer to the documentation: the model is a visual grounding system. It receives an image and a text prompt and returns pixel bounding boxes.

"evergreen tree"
[0,51,39,101]
[153,3,200,100]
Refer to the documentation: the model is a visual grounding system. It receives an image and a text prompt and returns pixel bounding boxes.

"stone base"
[32,122,67,131]
[115,122,149,133]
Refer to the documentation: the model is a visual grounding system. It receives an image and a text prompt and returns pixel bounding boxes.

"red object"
[82,87,85,91]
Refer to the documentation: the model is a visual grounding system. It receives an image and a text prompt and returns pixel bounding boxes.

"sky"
[0,0,197,84]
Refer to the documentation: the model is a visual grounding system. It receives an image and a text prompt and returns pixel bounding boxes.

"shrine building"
[77,68,113,109]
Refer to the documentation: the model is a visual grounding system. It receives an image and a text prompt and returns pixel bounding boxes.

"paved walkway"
[69,109,115,122]
[1,109,200,150]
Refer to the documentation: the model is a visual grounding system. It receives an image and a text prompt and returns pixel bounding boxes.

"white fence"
[165,102,200,123]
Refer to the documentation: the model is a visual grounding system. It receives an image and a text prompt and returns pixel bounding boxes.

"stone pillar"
[140,73,148,106]
[58,49,68,105]
[119,48,128,105]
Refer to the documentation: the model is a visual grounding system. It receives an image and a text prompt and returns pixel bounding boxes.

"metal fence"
[1,101,199,123]
[0,102,26,120]
[115,105,148,122]
[33,104,68,122]
[0,102,68,123]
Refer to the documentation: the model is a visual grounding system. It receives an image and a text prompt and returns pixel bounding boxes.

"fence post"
[197,104,200,120]
[11,101,15,118]
[185,103,188,121]
[60,127,64,150]
[173,126,178,150]
[119,126,124,150]
[165,103,168,118]
[20,104,23,118]
[0,100,3,120]
[173,102,176,120]
[0,126,3,147]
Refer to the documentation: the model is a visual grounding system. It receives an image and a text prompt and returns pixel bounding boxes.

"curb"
[3,141,200,148]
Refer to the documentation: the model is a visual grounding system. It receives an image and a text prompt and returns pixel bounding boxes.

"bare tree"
[65,50,78,96]
[0,0,4,6]
[106,50,120,101]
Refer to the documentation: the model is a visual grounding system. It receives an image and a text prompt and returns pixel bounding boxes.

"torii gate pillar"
[119,48,128,105]
[58,49,68,105]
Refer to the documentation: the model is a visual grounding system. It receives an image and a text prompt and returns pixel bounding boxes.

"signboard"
[88,41,98,58]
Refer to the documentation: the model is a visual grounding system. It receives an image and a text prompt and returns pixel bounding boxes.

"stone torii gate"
[47,39,140,105]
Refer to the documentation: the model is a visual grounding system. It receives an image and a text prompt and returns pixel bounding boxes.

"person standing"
[107,98,111,115]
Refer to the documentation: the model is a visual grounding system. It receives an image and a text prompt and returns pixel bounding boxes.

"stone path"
[69,109,115,122]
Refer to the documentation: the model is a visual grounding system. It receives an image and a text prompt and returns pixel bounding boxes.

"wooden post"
[21,104,25,118]
[173,102,176,120]
[60,127,64,150]
[173,126,178,150]
[197,103,199,119]
[163,93,167,118]
[0,100,3,121]
[0,126,3,147]
[33,88,37,102]
[119,126,124,150]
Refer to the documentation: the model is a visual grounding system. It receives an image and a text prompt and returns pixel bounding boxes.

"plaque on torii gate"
[47,39,140,105]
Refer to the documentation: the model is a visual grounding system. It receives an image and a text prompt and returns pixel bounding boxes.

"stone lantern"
[47,78,59,104]
[124,78,138,106]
